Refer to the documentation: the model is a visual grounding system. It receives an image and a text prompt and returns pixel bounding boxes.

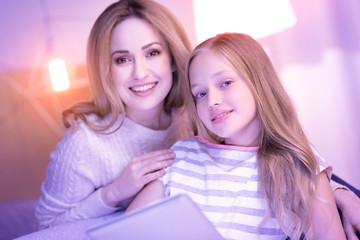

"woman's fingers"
[131,149,175,174]
[138,152,175,175]
[132,149,175,163]
[105,150,175,205]
[142,169,166,185]
[130,150,175,186]
[141,158,174,175]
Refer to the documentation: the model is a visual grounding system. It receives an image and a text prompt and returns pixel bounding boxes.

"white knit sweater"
[35,110,190,229]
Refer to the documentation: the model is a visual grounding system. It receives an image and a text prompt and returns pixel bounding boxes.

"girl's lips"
[129,82,157,92]
[211,110,233,123]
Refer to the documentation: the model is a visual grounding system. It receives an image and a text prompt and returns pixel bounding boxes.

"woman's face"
[110,17,174,118]
[189,50,260,147]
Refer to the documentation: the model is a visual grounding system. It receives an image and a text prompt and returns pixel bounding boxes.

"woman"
[35,0,193,229]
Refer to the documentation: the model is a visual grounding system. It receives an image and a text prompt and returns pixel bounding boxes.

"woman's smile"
[129,82,158,96]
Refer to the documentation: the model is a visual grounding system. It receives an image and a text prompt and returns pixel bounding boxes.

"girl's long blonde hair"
[186,33,319,239]
[63,0,192,132]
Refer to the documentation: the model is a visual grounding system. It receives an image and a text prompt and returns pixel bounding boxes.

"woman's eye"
[221,80,232,87]
[115,57,130,64]
[147,50,160,57]
[195,92,207,99]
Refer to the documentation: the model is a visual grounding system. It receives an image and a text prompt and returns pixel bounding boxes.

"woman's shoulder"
[69,113,124,134]
[56,114,120,151]
[64,114,101,137]
[50,114,116,166]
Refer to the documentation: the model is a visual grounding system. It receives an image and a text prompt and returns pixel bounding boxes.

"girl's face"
[110,17,174,118]
[189,50,260,146]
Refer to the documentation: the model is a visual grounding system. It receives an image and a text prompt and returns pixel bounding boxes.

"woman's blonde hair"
[186,33,319,239]
[63,0,192,132]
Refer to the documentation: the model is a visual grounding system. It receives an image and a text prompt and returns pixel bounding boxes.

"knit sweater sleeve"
[35,125,118,229]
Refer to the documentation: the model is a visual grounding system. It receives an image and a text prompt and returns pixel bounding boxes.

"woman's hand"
[101,149,175,207]
[312,171,346,240]
[334,188,360,240]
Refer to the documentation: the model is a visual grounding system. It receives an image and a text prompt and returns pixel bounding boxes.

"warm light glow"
[193,0,297,43]
[49,58,70,91]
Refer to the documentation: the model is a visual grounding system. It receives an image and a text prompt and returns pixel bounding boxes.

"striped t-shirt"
[162,136,330,240]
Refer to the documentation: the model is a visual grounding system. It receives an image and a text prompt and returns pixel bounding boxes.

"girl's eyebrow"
[212,70,229,78]
[190,82,202,89]
[111,42,163,57]
[190,83,198,89]
[191,70,229,88]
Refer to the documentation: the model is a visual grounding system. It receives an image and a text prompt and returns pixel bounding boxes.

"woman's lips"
[129,82,157,92]
[129,82,158,96]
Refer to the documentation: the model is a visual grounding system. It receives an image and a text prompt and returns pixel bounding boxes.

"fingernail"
[169,152,176,158]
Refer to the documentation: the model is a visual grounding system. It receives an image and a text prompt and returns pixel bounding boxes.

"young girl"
[35,0,193,229]
[127,33,346,239]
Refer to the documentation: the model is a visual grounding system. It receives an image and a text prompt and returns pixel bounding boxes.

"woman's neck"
[125,106,171,130]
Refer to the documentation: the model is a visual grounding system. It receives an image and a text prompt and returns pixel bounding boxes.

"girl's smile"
[210,109,234,124]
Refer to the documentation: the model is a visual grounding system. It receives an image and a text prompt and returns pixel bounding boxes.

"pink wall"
[258,0,360,188]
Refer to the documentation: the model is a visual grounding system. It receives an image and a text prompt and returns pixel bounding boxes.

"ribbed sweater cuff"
[81,188,119,218]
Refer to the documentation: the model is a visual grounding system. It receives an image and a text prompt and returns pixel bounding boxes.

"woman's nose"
[133,58,149,80]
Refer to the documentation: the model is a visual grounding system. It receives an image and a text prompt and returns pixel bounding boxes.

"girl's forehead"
[190,51,232,80]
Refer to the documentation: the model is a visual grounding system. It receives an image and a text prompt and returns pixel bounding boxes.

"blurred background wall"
[0,0,359,203]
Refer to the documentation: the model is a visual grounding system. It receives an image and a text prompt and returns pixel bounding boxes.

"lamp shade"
[193,0,297,43]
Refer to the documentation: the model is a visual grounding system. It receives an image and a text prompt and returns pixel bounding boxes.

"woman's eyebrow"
[111,42,163,57]
[142,42,162,50]
[111,49,128,57]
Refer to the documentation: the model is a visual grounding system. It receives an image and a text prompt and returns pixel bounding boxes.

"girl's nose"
[208,88,222,108]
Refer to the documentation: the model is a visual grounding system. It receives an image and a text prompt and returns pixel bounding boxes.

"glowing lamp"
[49,58,70,91]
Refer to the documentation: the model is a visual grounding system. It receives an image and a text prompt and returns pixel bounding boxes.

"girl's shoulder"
[172,136,259,151]
[171,137,206,150]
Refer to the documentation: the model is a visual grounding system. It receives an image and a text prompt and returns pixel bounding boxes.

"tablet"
[87,194,224,240]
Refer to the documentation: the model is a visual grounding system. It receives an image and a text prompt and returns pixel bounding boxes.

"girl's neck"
[224,116,261,147]
[125,106,171,130]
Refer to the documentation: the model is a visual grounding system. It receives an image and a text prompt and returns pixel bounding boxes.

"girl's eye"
[147,50,160,57]
[221,80,232,87]
[195,92,207,99]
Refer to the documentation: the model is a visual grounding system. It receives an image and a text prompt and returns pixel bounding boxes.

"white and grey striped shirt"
[162,136,330,240]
